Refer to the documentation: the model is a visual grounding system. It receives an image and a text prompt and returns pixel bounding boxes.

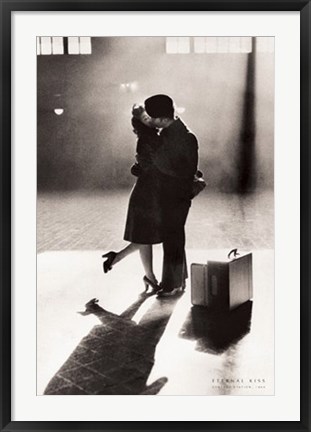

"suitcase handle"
[228,248,240,260]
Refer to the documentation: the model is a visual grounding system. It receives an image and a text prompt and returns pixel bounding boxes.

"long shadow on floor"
[179,301,253,355]
[44,291,182,395]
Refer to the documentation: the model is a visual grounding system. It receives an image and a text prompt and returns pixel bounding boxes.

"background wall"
[37,37,274,192]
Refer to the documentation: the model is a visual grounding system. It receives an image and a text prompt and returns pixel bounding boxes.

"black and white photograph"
[37,36,275,396]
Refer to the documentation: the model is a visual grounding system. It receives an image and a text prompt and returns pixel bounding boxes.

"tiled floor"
[37,189,274,253]
[37,189,274,396]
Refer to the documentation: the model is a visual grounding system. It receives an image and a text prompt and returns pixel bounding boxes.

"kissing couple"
[103,94,204,297]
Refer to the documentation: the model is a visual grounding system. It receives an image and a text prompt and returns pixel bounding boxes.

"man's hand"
[195,169,203,179]
[131,163,142,177]
[132,104,145,118]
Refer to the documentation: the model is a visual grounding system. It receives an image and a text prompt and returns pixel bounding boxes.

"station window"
[37,37,92,55]
[166,37,274,54]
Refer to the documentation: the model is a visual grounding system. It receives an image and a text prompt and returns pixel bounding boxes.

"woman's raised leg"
[102,243,139,272]
[103,243,159,289]
[112,243,140,264]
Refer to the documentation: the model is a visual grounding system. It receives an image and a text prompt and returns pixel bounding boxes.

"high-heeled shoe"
[102,251,117,273]
[143,276,161,292]
[157,287,181,297]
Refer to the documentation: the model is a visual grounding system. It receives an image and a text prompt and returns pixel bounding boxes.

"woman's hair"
[131,117,157,136]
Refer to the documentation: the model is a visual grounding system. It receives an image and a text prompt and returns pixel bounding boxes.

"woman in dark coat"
[124,117,162,244]
[102,116,162,291]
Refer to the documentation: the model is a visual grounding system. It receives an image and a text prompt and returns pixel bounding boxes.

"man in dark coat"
[143,94,198,296]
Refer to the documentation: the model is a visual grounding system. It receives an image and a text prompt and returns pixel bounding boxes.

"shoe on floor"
[157,287,182,297]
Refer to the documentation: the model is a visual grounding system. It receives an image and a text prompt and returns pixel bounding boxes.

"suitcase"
[191,250,253,310]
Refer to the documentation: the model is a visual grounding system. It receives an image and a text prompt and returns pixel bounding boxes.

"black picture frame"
[1,0,310,431]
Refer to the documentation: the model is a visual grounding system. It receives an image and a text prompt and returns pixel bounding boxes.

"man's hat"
[144,94,174,118]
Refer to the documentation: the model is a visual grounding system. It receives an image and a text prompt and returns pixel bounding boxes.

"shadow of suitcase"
[191,250,253,311]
